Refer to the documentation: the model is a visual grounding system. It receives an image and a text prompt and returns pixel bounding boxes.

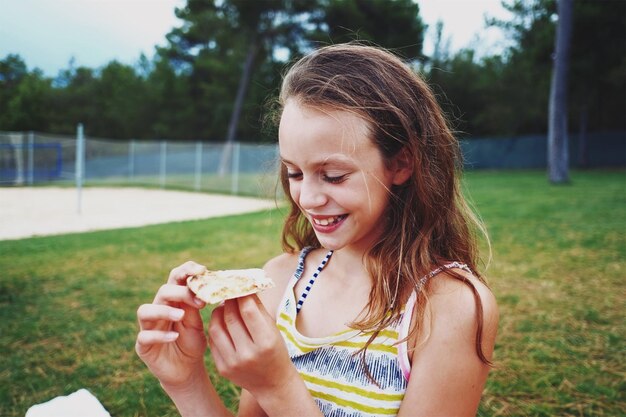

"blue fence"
[0,142,63,181]
[461,132,625,169]
[1,131,624,195]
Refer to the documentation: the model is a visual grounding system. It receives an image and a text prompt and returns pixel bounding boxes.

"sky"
[1,0,511,78]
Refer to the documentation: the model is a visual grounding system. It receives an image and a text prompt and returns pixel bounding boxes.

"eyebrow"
[280,155,356,167]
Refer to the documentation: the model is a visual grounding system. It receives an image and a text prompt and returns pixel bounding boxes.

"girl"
[136,43,498,417]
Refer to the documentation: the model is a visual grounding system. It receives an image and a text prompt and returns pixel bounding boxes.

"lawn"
[1,170,624,416]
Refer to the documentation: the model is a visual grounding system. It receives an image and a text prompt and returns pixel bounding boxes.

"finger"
[136,329,179,351]
[237,294,273,344]
[223,298,254,344]
[149,285,206,333]
[208,306,236,356]
[153,283,206,310]
[208,332,228,375]
[137,303,184,331]
[168,261,207,285]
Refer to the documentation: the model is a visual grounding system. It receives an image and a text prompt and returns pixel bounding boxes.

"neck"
[326,246,372,285]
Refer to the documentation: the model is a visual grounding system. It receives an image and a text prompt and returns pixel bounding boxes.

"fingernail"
[194,297,205,307]
[170,309,184,320]
[165,331,179,341]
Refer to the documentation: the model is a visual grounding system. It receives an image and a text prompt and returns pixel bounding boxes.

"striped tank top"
[276,247,472,417]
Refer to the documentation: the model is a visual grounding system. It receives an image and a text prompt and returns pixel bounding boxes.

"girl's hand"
[208,294,296,398]
[135,262,209,389]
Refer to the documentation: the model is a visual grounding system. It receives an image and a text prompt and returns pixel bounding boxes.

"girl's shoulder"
[428,266,498,321]
[258,251,301,319]
[424,266,499,347]
[429,266,494,299]
[263,251,301,282]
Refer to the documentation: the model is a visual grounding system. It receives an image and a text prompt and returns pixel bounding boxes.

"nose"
[297,176,327,210]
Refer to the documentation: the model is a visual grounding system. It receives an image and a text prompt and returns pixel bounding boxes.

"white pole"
[27,131,34,185]
[160,140,167,188]
[76,123,85,214]
[231,142,240,195]
[129,139,135,182]
[10,133,24,185]
[194,141,203,191]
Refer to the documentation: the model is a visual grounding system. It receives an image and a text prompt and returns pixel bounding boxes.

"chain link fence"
[0,130,281,198]
[1,129,623,195]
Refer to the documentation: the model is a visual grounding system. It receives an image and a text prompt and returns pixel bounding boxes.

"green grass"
[1,170,624,416]
[465,170,625,417]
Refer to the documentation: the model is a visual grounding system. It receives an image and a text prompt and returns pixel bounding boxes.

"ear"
[390,147,413,185]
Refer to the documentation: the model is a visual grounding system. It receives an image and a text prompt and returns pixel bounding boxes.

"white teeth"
[314,216,340,226]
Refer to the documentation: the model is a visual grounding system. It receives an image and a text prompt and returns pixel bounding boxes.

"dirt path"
[0,187,277,240]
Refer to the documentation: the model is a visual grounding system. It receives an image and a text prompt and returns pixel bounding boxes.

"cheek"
[360,176,393,213]
[288,182,301,205]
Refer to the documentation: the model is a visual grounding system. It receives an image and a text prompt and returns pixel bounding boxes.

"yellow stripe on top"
[278,311,400,354]
[276,323,318,353]
[278,327,399,355]
[301,373,405,402]
[308,389,401,416]
[334,340,397,354]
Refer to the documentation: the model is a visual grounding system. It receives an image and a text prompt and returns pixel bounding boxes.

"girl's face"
[279,100,410,252]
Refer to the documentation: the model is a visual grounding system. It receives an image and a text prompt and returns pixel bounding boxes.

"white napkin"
[25,388,111,417]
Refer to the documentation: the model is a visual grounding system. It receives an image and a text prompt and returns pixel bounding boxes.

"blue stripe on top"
[295,248,333,313]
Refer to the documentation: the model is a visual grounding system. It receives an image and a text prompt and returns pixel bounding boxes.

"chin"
[315,237,345,251]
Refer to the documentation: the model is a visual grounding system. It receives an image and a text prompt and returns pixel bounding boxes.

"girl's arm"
[398,270,499,417]
[161,370,231,417]
[236,390,267,417]
[209,295,323,417]
[135,261,233,417]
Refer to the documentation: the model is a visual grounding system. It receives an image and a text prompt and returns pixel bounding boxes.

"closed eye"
[323,174,348,184]
[286,171,302,180]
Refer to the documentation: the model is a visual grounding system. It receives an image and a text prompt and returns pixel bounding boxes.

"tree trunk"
[578,102,589,168]
[548,0,574,184]
[218,41,259,176]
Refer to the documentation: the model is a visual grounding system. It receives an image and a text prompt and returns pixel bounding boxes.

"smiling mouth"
[312,214,348,226]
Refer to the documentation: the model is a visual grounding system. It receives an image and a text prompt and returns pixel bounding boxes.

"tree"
[487,0,556,135]
[569,0,626,166]
[162,0,427,173]
[93,61,147,138]
[5,70,52,131]
[311,0,425,60]
[0,54,29,130]
[144,54,195,140]
[428,50,512,137]
[548,0,573,183]
[0,54,52,132]
[218,0,320,173]
[0,1,429,143]
[486,0,624,136]
[48,66,98,135]
[430,20,451,67]
[163,1,318,141]
[425,1,559,138]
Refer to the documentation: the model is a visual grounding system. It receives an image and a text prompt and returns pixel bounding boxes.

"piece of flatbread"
[186,268,274,304]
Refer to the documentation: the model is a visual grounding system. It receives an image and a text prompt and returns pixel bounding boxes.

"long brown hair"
[271,43,491,365]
